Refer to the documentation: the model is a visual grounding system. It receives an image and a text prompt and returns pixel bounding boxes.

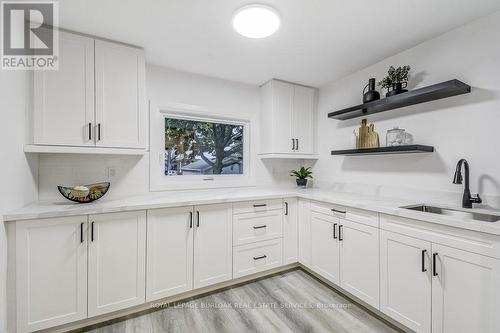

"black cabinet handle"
[421,249,427,272]
[291,138,295,151]
[331,208,347,214]
[339,225,344,241]
[433,252,438,276]
[196,211,200,227]
[189,211,193,228]
[253,225,267,230]
[284,202,288,215]
[253,204,267,208]
[91,221,94,242]
[80,223,84,243]
[333,223,337,239]
[97,123,101,141]
[253,255,267,260]
[88,123,92,141]
[295,139,299,150]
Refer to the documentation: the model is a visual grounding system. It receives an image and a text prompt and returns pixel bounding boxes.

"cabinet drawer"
[311,201,378,227]
[233,199,283,215]
[233,210,283,246]
[233,239,283,278]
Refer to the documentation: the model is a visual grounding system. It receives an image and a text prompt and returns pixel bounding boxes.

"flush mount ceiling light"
[232,4,281,38]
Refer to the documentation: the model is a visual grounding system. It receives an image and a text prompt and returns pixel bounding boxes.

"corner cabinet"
[33,30,146,150]
[260,80,316,156]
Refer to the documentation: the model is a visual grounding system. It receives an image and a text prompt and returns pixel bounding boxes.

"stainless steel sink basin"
[402,204,500,223]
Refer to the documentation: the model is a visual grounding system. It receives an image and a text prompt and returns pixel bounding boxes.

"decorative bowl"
[58,182,110,203]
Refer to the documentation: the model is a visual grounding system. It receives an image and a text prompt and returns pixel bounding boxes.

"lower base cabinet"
[283,198,298,264]
[88,211,147,317]
[16,217,88,333]
[193,203,233,288]
[146,207,194,302]
[310,212,340,283]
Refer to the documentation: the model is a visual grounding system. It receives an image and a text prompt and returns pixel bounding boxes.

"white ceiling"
[58,0,500,87]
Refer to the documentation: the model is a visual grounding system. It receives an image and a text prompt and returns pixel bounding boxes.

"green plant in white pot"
[290,166,313,188]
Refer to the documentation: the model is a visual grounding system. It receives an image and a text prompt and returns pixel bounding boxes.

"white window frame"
[149,102,253,191]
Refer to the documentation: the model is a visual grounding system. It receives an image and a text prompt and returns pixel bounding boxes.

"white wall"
[0,70,38,332]
[315,11,500,208]
[38,65,303,201]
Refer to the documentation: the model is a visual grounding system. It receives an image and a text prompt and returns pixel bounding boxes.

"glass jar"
[386,127,408,146]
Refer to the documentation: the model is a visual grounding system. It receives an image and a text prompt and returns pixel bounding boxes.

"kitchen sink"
[402,204,500,223]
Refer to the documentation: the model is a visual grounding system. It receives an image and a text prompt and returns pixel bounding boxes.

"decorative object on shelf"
[378,65,411,97]
[386,127,413,146]
[362,78,380,103]
[58,182,110,203]
[290,166,313,188]
[356,119,380,149]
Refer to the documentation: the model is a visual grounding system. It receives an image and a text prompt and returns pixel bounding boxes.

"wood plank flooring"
[81,269,401,333]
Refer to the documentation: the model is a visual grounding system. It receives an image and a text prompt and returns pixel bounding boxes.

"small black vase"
[296,179,307,187]
[363,78,380,103]
[386,82,408,97]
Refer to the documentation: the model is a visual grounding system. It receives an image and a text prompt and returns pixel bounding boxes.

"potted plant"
[378,65,411,97]
[290,166,313,188]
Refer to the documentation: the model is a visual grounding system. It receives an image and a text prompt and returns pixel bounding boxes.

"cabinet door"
[310,212,340,284]
[298,199,312,267]
[16,217,87,332]
[292,85,315,154]
[339,219,379,309]
[283,198,298,264]
[380,230,431,333]
[271,80,294,153]
[431,244,500,333]
[193,203,232,289]
[146,207,194,302]
[88,211,146,317]
[95,40,145,148]
[34,31,94,146]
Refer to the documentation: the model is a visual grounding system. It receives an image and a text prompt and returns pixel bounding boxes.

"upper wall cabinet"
[259,80,317,157]
[33,30,146,151]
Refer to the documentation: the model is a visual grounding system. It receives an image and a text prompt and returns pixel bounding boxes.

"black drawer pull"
[421,249,427,272]
[253,255,267,260]
[338,225,344,241]
[284,202,288,215]
[331,208,346,214]
[433,252,438,276]
[253,204,267,208]
[253,225,267,230]
[333,223,337,239]
[80,223,84,243]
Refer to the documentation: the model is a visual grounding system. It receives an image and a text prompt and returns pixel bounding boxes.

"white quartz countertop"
[4,187,500,236]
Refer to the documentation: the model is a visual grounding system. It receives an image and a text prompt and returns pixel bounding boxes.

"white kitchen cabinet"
[339,219,379,309]
[260,79,316,156]
[95,40,146,148]
[380,230,432,333]
[88,211,146,317]
[283,198,299,264]
[310,212,340,284]
[146,207,194,302]
[33,30,145,151]
[193,203,233,289]
[298,199,312,267]
[34,31,95,146]
[232,209,283,246]
[233,238,283,278]
[16,216,88,333]
[431,244,500,333]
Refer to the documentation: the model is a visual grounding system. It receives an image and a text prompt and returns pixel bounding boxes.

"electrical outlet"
[108,167,117,179]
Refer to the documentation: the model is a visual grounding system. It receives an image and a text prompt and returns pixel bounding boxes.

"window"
[164,118,244,176]
[149,103,252,191]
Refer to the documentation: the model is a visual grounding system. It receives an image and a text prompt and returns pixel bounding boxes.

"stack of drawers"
[232,199,284,278]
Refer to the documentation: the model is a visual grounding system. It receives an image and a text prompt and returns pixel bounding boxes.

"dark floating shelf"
[328,80,471,120]
[331,145,434,156]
